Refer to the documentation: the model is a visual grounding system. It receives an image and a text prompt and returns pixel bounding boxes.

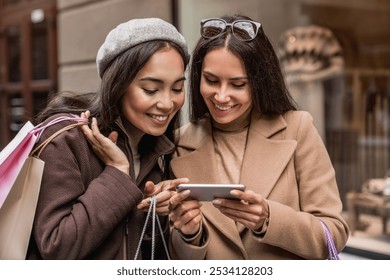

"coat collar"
[171,110,297,255]
[115,117,175,185]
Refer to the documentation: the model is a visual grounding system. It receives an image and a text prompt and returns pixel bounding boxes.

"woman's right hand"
[169,190,203,236]
[80,111,130,175]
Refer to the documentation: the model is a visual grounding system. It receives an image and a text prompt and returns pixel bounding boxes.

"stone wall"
[57,0,172,92]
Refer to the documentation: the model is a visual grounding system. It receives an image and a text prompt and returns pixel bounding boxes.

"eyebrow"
[202,71,248,81]
[139,76,186,84]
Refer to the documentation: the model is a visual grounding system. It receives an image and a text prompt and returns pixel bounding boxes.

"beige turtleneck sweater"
[212,107,252,184]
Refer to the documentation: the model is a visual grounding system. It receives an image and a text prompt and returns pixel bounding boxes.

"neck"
[122,118,145,153]
[212,106,252,132]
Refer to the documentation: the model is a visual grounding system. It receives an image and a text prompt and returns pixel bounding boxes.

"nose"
[214,84,231,103]
[156,92,174,112]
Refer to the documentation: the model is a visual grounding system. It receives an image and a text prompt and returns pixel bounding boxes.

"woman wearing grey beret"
[27,18,190,259]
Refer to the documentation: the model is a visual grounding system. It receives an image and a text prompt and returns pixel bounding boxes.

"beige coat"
[170,110,349,259]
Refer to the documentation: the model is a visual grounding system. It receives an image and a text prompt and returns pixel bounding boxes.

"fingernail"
[182,190,191,196]
[212,199,221,205]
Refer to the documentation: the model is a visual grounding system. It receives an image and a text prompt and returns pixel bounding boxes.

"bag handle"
[31,122,86,157]
[30,116,88,142]
[134,196,170,260]
[320,220,340,260]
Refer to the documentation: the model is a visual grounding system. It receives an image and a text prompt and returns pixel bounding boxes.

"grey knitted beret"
[96,18,189,78]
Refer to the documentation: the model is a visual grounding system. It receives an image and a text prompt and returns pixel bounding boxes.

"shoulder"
[176,115,212,150]
[283,110,315,135]
[250,109,312,139]
[282,110,323,145]
[283,110,313,124]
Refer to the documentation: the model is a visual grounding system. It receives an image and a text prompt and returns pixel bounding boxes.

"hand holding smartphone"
[176,184,246,201]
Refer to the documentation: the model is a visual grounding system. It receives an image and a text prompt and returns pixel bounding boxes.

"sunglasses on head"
[200,18,261,42]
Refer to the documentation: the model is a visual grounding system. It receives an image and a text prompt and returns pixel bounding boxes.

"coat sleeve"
[259,111,349,259]
[169,219,210,259]
[32,120,143,259]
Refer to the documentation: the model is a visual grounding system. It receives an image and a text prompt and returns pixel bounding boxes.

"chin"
[146,128,168,137]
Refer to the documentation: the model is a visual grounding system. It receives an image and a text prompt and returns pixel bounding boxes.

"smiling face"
[122,47,185,136]
[200,47,252,124]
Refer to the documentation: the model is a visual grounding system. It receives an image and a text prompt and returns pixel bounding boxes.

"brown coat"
[27,114,174,259]
[170,110,349,259]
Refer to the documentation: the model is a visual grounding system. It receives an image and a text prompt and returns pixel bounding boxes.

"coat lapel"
[240,111,297,198]
[170,127,219,184]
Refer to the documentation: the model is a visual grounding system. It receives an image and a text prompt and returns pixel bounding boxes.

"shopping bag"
[0,122,37,208]
[0,117,87,259]
[134,196,170,260]
[320,220,340,260]
[0,156,44,259]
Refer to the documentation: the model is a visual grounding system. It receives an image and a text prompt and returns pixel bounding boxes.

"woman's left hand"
[212,190,269,231]
[80,111,130,175]
[137,178,190,215]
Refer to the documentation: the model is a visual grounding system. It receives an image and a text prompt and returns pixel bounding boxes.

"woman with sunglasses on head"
[26,18,190,259]
[168,14,349,260]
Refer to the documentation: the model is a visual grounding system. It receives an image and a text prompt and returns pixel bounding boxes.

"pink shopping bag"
[0,122,37,208]
[0,116,88,208]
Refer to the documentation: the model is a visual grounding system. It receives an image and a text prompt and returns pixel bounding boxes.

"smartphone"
[176,184,246,201]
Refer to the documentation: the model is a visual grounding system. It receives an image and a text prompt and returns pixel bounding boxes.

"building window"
[0,0,57,148]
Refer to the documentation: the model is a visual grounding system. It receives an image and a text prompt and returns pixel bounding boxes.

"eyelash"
[172,88,184,94]
[206,78,218,84]
[143,88,158,95]
[142,88,183,95]
[232,83,246,88]
[205,78,246,88]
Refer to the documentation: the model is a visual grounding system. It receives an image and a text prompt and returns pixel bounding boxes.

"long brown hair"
[189,14,296,122]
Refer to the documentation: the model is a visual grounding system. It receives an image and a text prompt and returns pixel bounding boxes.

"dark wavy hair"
[189,14,296,122]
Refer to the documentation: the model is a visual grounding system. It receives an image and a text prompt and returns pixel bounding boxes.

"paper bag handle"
[31,122,86,158]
